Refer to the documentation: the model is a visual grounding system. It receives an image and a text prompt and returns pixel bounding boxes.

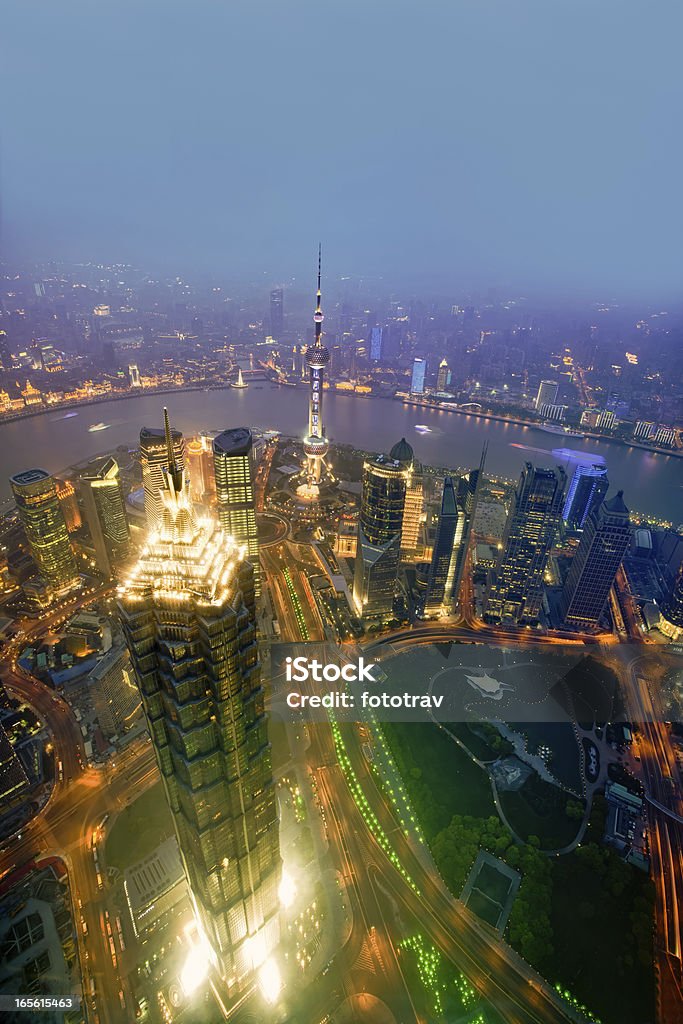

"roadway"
[619,651,683,1024]
[0,582,158,1024]
[264,561,581,1023]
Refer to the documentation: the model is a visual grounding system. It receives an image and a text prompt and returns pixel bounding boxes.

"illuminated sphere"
[306,345,330,368]
[303,434,329,457]
[314,311,324,324]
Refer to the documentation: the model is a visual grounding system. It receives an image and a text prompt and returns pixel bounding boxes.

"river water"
[0,387,680,522]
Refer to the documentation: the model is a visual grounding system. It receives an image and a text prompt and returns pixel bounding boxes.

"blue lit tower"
[303,247,330,492]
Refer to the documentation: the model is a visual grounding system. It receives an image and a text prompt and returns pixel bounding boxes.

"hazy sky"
[2,0,682,297]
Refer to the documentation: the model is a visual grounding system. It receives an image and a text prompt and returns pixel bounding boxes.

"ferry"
[414,424,432,434]
[88,422,110,433]
[537,422,583,438]
[230,368,248,389]
[54,411,78,420]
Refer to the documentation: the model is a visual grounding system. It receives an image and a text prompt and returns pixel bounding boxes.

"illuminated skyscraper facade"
[484,462,565,625]
[140,418,185,529]
[535,380,558,411]
[449,445,487,610]
[561,491,631,627]
[118,416,280,1000]
[80,457,131,578]
[353,441,409,618]
[410,357,426,394]
[560,452,609,531]
[10,469,78,595]
[302,249,330,491]
[213,428,260,596]
[425,477,459,612]
[55,478,82,533]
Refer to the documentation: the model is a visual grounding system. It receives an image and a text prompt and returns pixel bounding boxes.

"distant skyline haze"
[2,0,682,299]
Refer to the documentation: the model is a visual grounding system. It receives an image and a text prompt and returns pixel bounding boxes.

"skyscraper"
[559,451,609,531]
[302,249,330,492]
[80,457,131,577]
[436,359,450,392]
[535,380,558,411]
[391,438,423,554]
[561,491,631,627]
[118,414,280,1000]
[89,644,141,739]
[140,415,185,529]
[484,462,565,625]
[449,445,487,610]
[410,357,426,394]
[660,567,683,641]
[55,478,82,533]
[213,428,260,596]
[269,287,284,338]
[370,326,383,362]
[10,469,78,596]
[425,477,459,612]
[185,438,208,504]
[353,444,409,618]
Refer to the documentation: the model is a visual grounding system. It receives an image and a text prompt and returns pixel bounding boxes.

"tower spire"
[163,407,182,493]
[314,244,323,346]
[301,246,330,494]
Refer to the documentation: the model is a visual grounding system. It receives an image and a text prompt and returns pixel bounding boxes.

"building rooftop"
[213,427,252,457]
[389,437,414,464]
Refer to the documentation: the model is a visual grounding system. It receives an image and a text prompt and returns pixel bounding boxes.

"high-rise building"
[118,416,280,1000]
[436,359,450,392]
[353,443,409,618]
[449,444,487,610]
[140,415,185,530]
[186,438,209,505]
[80,457,131,577]
[129,364,142,387]
[559,452,609,531]
[89,644,141,739]
[0,723,30,810]
[425,477,459,612]
[597,409,616,431]
[55,478,82,533]
[369,326,383,362]
[561,491,631,627]
[484,462,565,625]
[269,288,284,338]
[660,567,683,641]
[535,380,558,411]
[213,428,260,596]
[389,438,423,553]
[10,469,78,596]
[410,357,426,394]
[302,249,330,492]
[633,420,654,441]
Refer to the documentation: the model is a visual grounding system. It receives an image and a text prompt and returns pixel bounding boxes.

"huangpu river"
[0,387,680,523]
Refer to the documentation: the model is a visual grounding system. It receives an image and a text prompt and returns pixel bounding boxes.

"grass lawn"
[382,721,495,838]
[105,782,175,871]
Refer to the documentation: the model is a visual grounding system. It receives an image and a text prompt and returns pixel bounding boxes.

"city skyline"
[1,3,682,1019]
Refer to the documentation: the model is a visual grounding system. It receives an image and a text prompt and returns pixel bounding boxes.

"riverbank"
[394,395,683,460]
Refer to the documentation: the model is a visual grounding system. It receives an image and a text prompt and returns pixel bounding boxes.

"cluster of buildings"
[1,257,681,458]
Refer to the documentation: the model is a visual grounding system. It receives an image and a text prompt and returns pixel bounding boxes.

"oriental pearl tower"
[300,246,330,498]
